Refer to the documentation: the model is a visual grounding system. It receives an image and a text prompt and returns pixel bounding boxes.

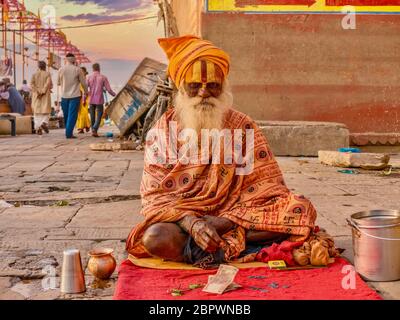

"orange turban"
[158,35,230,86]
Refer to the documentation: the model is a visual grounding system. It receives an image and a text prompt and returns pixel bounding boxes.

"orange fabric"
[158,35,230,86]
[128,255,268,270]
[126,108,317,260]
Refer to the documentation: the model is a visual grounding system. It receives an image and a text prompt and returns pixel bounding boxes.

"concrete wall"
[201,13,400,133]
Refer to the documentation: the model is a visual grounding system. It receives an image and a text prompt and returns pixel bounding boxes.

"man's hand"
[178,215,224,253]
[191,220,224,253]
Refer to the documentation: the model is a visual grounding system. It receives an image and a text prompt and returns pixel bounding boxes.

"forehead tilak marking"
[201,60,207,83]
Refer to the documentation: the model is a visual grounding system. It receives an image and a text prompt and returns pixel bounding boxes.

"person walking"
[76,67,91,134]
[30,61,53,135]
[87,63,116,137]
[57,53,88,139]
[19,79,32,115]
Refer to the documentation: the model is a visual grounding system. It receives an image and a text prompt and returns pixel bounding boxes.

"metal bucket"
[348,210,400,281]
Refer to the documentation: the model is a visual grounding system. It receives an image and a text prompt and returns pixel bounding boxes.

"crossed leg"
[142,216,287,262]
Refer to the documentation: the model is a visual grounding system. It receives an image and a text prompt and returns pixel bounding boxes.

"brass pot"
[87,248,116,280]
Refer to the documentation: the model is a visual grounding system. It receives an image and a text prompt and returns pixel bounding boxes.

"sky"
[21,0,167,93]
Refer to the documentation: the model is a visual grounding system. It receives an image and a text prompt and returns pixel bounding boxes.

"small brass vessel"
[87,248,117,280]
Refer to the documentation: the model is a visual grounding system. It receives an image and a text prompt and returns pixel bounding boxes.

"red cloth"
[113,258,382,300]
[256,241,303,266]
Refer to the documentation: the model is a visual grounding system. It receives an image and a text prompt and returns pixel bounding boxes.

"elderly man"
[31,61,53,135]
[126,36,318,267]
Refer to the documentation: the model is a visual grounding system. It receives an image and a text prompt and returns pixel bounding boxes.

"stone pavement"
[0,128,399,300]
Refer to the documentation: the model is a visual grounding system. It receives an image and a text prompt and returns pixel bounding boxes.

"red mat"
[113,258,382,300]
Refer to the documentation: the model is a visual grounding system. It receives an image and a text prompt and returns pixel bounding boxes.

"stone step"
[257,121,350,157]
[318,150,390,170]
[351,132,400,146]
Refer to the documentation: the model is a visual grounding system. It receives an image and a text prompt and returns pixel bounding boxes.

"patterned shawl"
[126,108,317,260]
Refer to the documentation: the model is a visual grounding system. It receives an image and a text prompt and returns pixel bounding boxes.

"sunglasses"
[184,82,223,98]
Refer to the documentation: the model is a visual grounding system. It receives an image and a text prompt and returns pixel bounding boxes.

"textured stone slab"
[351,132,400,146]
[44,161,93,173]
[117,168,142,193]
[0,277,12,294]
[35,173,84,183]
[0,144,32,151]
[1,156,57,163]
[0,151,22,157]
[19,150,64,157]
[89,141,138,151]
[20,181,119,194]
[318,151,390,170]
[307,194,380,223]
[390,155,400,169]
[0,183,23,192]
[67,200,142,228]
[47,228,132,240]
[4,161,54,172]
[368,281,400,300]
[0,115,33,135]
[0,289,26,300]
[109,152,144,162]
[0,206,80,229]
[333,185,400,196]
[56,151,89,161]
[258,121,350,156]
[88,160,129,171]
[2,189,137,203]
[83,160,128,178]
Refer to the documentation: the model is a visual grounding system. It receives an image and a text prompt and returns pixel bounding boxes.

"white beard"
[174,81,233,134]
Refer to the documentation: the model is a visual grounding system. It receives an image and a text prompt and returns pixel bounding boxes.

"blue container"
[338,148,361,153]
[105,132,113,138]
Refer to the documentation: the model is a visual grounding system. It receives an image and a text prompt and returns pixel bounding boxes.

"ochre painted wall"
[201,13,400,133]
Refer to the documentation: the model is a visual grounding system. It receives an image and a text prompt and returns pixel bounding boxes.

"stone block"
[67,200,143,228]
[351,132,400,146]
[0,114,33,135]
[318,151,390,170]
[367,281,400,300]
[5,161,54,172]
[89,141,138,151]
[257,121,349,157]
[0,206,80,229]
[0,289,26,300]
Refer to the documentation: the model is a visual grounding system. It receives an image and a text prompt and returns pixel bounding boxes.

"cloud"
[61,12,142,23]
[60,0,155,23]
[64,0,153,12]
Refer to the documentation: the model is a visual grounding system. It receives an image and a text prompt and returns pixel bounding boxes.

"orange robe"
[126,108,317,260]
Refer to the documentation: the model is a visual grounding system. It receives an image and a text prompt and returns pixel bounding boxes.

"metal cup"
[60,249,86,294]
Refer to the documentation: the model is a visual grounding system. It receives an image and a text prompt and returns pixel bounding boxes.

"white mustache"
[196,98,217,109]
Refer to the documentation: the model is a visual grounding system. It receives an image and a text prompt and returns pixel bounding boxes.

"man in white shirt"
[57,53,88,139]
[19,79,31,93]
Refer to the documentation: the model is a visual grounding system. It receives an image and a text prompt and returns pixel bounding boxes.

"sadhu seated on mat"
[126,35,341,269]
